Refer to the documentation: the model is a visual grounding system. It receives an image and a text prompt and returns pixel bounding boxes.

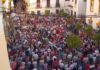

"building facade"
[0,0,11,70]
[3,0,100,29]
[86,0,100,29]
[27,0,67,14]
[3,0,86,16]
[65,0,86,17]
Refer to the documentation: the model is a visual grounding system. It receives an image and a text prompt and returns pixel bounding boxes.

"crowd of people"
[7,14,100,70]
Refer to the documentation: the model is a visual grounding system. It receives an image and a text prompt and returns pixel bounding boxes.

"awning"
[96,21,100,26]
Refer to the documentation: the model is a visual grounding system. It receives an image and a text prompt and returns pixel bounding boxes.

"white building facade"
[27,0,67,14]
[86,0,100,29]
[3,0,100,29]
[65,0,86,17]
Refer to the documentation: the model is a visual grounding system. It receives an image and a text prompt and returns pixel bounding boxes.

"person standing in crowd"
[7,14,100,70]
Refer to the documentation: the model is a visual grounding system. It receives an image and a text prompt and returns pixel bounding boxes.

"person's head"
[54,58,57,61]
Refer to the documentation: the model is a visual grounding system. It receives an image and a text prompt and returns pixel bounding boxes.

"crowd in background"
[7,14,100,70]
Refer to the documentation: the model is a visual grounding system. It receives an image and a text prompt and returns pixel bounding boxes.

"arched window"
[47,0,50,7]
[37,0,41,8]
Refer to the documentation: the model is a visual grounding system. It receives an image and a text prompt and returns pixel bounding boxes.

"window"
[90,0,94,12]
[47,0,50,7]
[56,9,59,14]
[71,10,73,15]
[37,0,41,8]
[56,0,60,7]
[99,0,100,15]
[74,11,76,16]
[75,0,77,4]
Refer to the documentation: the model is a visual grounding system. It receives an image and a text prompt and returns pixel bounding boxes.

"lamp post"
[0,1,11,70]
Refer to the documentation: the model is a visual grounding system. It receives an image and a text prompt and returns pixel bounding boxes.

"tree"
[58,9,68,16]
[93,33,100,46]
[31,11,35,15]
[75,23,83,35]
[75,23,82,30]
[67,35,81,48]
[45,10,50,16]
[84,25,93,36]
[13,0,28,12]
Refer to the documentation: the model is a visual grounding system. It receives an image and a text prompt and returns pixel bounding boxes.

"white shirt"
[33,68,37,70]
[33,54,38,60]
[67,53,72,59]
[52,56,57,61]
[47,48,51,53]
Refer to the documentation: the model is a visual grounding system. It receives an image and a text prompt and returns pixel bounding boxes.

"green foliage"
[93,33,100,46]
[59,9,68,16]
[75,23,82,30]
[67,35,81,48]
[31,11,35,15]
[64,13,68,16]
[45,10,50,16]
[84,25,93,36]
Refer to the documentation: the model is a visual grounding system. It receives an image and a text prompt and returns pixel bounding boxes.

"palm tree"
[13,0,28,13]
[67,35,81,48]
[93,33,100,46]
[84,25,93,37]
